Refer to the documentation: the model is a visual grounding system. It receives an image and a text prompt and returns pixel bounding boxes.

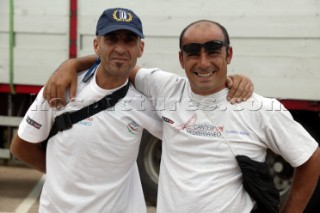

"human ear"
[138,40,144,58]
[226,46,233,64]
[93,37,100,55]
[179,51,185,69]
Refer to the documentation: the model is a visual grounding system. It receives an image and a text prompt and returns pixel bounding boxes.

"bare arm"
[10,134,46,173]
[43,55,96,107]
[281,147,320,213]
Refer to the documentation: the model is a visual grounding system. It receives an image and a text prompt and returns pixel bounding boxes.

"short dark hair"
[179,20,230,49]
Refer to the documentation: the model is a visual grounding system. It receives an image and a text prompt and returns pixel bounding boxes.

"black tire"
[137,130,161,206]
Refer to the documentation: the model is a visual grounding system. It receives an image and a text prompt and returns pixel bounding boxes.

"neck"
[191,85,226,96]
[95,65,128,90]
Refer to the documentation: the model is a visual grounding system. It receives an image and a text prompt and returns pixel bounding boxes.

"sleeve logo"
[26,116,42,129]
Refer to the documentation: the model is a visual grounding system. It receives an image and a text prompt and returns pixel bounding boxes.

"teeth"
[197,72,213,78]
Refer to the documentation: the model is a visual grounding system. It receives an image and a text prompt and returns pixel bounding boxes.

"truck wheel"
[137,130,161,206]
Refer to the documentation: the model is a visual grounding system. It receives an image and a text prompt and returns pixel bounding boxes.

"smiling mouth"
[194,71,215,78]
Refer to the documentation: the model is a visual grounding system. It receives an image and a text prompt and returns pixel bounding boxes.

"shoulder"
[137,68,187,85]
[122,84,154,108]
[244,93,285,112]
[127,83,143,96]
[136,68,188,98]
[76,70,91,89]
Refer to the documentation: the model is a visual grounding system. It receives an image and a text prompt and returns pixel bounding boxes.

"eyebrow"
[106,31,138,37]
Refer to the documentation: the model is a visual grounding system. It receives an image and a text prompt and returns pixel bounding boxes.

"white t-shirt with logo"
[18,69,162,213]
[135,68,318,213]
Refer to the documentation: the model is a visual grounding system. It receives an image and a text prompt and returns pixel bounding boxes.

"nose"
[114,41,127,54]
[198,49,210,69]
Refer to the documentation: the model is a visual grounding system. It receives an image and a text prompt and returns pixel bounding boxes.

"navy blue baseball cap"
[96,8,144,38]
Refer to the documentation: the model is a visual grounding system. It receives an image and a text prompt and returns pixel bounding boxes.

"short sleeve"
[264,106,318,167]
[18,88,55,143]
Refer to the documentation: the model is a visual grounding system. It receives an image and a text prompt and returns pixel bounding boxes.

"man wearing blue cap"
[11,8,162,212]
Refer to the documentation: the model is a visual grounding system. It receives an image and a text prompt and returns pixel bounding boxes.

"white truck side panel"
[0,0,69,86]
[0,0,319,100]
[77,0,320,100]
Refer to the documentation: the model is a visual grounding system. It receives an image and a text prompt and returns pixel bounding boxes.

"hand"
[43,59,78,108]
[226,74,254,104]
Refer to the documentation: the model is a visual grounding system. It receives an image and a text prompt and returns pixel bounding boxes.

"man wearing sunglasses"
[134,20,319,213]
[42,20,319,212]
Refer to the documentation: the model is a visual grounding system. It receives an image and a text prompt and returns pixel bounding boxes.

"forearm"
[59,55,96,74]
[281,148,320,213]
[44,55,97,104]
[10,134,46,173]
[73,55,97,72]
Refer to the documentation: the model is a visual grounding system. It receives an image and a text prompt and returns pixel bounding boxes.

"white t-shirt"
[135,68,318,213]
[18,69,162,213]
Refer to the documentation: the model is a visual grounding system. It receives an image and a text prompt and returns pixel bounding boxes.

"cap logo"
[113,9,133,22]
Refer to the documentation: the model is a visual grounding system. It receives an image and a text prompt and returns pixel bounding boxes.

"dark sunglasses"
[181,40,229,55]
